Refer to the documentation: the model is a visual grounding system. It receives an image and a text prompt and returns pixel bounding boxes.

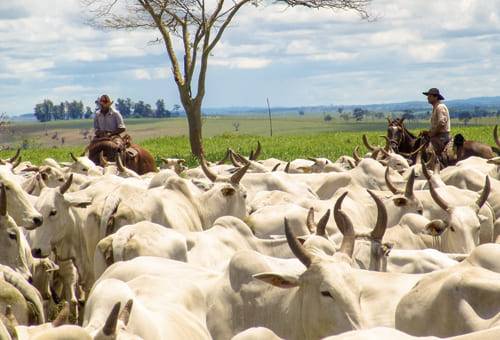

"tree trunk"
[185,104,204,158]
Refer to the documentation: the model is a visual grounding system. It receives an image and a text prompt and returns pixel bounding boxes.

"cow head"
[332,190,392,272]
[0,185,32,280]
[0,169,43,230]
[378,148,411,173]
[254,218,368,338]
[30,174,92,258]
[61,153,101,176]
[384,168,424,218]
[427,177,490,253]
[199,158,248,221]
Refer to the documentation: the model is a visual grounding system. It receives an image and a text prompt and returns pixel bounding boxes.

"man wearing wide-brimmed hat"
[93,94,126,138]
[423,88,450,159]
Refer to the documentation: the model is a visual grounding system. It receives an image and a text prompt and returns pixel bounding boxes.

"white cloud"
[211,57,272,69]
[131,68,169,80]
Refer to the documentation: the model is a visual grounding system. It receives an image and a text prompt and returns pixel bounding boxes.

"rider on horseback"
[93,94,126,139]
[423,88,450,162]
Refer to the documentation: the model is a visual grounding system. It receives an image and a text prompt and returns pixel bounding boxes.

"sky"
[1,0,500,115]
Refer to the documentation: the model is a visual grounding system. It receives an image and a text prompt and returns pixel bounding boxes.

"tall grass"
[1,125,497,167]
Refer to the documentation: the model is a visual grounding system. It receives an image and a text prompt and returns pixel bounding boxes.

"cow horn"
[405,169,416,198]
[494,125,500,148]
[116,154,126,172]
[52,302,69,327]
[476,176,491,209]
[99,151,108,167]
[234,152,250,165]
[353,146,362,164]
[307,157,319,163]
[284,162,290,173]
[118,299,133,326]
[284,218,312,268]
[429,181,450,211]
[271,163,280,172]
[333,191,355,257]
[8,149,21,163]
[336,210,355,257]
[367,190,388,241]
[217,149,230,165]
[362,134,376,151]
[249,150,254,161]
[25,177,37,195]
[380,135,393,152]
[102,302,121,336]
[421,155,432,180]
[316,209,330,238]
[230,163,250,185]
[69,152,78,162]
[0,185,7,216]
[253,141,262,160]
[228,149,242,167]
[11,156,22,170]
[371,148,381,160]
[200,158,217,182]
[306,207,315,233]
[59,174,73,194]
[385,167,401,194]
[380,147,391,158]
[347,159,356,169]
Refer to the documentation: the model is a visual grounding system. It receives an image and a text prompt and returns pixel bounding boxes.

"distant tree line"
[33,98,182,122]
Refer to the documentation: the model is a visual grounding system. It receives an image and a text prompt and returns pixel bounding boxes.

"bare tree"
[82,0,371,158]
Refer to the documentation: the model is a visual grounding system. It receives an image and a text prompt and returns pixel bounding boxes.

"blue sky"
[1,0,500,115]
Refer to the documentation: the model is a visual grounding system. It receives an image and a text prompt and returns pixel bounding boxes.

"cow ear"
[425,220,448,236]
[221,187,236,196]
[64,194,92,208]
[392,197,408,206]
[253,272,299,288]
[296,235,308,245]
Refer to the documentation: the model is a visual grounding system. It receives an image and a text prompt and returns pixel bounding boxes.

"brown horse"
[386,118,499,166]
[88,135,157,175]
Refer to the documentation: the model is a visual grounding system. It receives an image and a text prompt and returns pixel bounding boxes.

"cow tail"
[99,192,122,240]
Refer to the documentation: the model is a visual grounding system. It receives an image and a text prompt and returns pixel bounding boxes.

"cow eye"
[49,209,57,217]
[8,231,17,240]
[4,186,10,191]
[449,226,455,232]
[321,291,334,299]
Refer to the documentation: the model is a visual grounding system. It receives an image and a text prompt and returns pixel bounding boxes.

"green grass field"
[1,116,499,166]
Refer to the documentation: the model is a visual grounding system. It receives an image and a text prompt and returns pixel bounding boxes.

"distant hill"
[10,113,36,121]
[201,96,500,116]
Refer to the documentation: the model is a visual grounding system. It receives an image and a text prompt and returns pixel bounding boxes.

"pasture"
[1,115,499,165]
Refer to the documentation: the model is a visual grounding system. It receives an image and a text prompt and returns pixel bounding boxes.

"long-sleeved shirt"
[93,108,125,133]
[430,103,450,136]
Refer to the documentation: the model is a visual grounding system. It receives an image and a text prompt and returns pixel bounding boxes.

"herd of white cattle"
[1,144,500,340]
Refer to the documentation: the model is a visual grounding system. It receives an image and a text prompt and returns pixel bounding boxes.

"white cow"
[396,244,500,337]
[0,168,43,230]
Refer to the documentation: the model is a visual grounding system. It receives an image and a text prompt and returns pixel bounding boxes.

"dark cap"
[422,88,444,100]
